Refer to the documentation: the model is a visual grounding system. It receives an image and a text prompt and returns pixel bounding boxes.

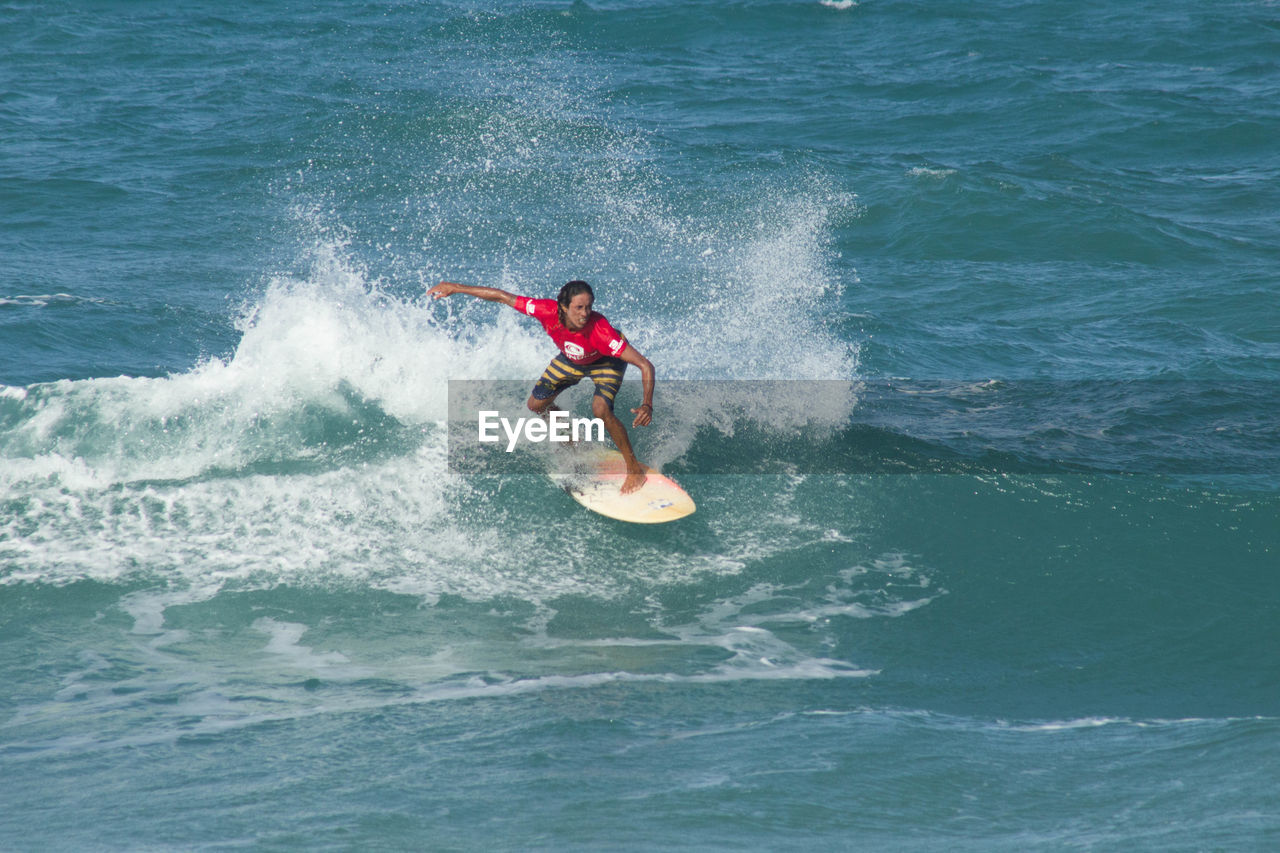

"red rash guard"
[514,296,628,365]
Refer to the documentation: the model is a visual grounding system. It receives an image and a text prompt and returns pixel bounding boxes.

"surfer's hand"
[428,281,461,299]
[631,403,652,428]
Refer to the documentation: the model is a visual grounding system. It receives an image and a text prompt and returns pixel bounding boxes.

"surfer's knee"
[591,394,615,420]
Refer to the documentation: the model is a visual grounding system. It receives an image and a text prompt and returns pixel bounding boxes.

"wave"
[0,191,863,595]
[3,253,1274,595]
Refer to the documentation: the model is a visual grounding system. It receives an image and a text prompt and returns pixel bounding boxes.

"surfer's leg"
[587,359,645,494]
[591,395,646,494]
[527,355,583,414]
[584,359,624,407]
[527,393,558,415]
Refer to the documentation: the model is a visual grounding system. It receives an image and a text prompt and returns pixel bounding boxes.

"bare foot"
[621,468,647,494]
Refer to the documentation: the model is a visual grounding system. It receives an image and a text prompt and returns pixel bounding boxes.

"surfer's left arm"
[617,345,655,428]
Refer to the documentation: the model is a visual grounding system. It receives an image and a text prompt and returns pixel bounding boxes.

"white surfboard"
[552,448,695,524]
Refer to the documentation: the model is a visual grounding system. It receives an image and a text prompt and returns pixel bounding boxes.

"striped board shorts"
[531,354,627,407]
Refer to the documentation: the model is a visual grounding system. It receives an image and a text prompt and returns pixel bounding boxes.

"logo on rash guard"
[608,337,624,356]
[525,301,537,315]
[563,342,585,359]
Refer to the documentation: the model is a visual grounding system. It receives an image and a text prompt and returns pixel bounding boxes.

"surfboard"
[552,448,695,524]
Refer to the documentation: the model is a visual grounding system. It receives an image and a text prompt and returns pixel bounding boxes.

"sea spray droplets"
[651,188,861,382]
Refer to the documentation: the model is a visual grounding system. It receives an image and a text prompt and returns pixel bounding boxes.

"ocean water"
[2,0,1278,849]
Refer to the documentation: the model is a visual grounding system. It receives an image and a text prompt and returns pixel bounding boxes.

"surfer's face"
[563,292,593,331]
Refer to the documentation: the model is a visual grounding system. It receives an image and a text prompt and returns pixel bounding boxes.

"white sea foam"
[254,617,367,674]
[907,166,956,179]
[0,293,108,308]
[997,716,1268,733]
[5,552,924,758]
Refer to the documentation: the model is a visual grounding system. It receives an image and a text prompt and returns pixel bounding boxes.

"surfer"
[428,279,655,494]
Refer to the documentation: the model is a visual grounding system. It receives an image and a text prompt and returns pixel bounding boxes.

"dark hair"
[557,280,594,324]
[558,280,593,308]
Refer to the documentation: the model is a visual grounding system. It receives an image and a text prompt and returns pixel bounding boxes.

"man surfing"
[428,279,655,494]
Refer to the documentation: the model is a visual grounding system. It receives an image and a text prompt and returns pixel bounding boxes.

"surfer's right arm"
[427,281,517,307]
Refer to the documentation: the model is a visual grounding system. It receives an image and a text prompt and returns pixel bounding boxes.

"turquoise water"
[2,1,1278,849]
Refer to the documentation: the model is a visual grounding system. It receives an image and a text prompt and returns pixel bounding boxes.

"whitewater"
[2,1,1277,850]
